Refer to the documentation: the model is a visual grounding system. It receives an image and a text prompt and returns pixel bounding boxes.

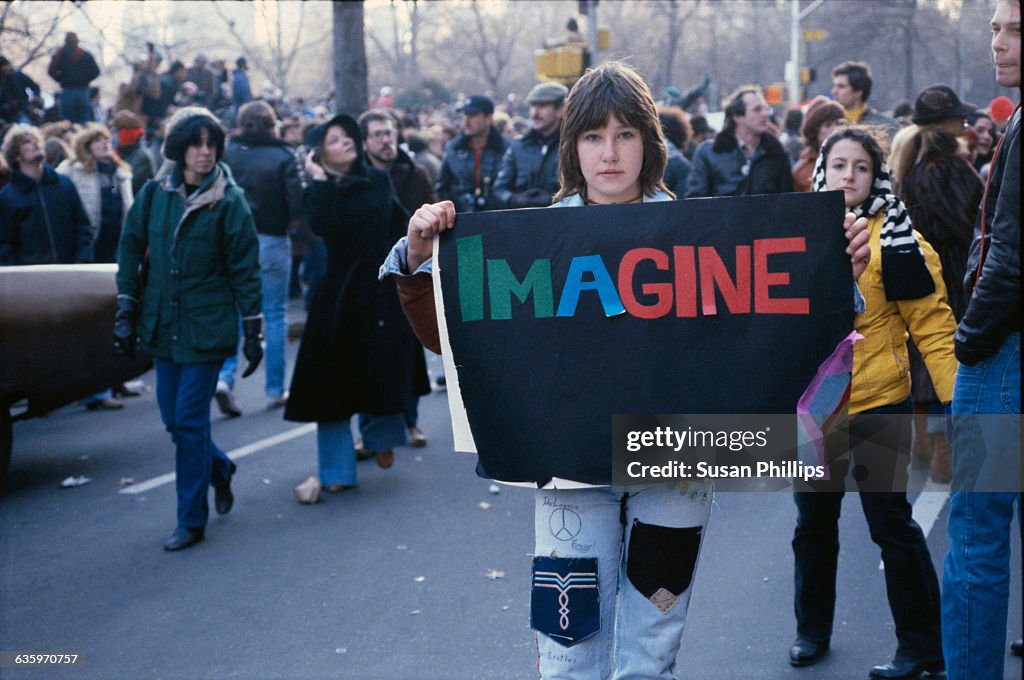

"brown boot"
[911,406,932,465]
[929,432,952,484]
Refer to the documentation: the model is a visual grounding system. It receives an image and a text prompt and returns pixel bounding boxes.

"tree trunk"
[333,0,368,117]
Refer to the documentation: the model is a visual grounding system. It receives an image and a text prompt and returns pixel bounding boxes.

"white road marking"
[880,479,950,569]
[118,423,317,495]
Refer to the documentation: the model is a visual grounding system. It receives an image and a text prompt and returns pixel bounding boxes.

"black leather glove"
[509,188,552,209]
[241,316,264,378]
[113,296,139,360]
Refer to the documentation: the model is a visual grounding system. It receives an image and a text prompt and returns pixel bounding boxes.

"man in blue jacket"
[437,95,507,213]
[0,125,92,265]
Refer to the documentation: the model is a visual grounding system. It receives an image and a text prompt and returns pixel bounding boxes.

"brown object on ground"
[375,450,394,469]
[929,432,952,484]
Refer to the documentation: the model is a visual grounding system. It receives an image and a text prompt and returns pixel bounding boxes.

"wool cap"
[162,106,225,163]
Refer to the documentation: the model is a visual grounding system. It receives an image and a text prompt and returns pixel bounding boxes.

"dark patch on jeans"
[626,519,702,613]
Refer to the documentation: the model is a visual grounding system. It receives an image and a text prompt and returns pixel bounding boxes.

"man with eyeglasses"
[685,85,793,198]
[357,108,434,448]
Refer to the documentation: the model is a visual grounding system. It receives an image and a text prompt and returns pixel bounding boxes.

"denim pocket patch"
[626,519,702,613]
[531,556,600,647]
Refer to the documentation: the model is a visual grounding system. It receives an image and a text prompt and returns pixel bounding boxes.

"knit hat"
[162,106,225,164]
[800,96,845,148]
[911,84,976,125]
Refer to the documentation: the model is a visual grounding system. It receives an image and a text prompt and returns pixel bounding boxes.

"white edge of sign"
[433,235,477,453]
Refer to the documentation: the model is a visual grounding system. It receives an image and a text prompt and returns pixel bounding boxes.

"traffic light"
[800,67,816,85]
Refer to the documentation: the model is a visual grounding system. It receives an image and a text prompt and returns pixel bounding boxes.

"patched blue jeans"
[532,483,712,679]
[942,333,1021,680]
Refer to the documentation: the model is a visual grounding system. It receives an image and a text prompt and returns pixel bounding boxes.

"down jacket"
[0,166,93,265]
[56,159,134,244]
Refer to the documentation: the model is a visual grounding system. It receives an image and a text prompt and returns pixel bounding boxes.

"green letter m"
[486,259,554,320]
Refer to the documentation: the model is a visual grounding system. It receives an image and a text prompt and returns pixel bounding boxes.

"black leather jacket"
[436,127,508,213]
[223,133,302,237]
[685,130,793,198]
[954,108,1020,365]
[492,128,560,208]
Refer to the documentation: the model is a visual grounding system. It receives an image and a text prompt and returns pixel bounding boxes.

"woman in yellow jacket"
[789,125,957,680]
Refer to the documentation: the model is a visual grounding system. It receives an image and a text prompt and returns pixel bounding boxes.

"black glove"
[113,296,139,360]
[509,188,552,209]
[241,317,264,378]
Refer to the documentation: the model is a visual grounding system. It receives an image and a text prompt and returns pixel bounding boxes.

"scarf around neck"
[812,149,934,301]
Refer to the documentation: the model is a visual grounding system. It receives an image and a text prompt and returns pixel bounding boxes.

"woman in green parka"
[114,107,264,551]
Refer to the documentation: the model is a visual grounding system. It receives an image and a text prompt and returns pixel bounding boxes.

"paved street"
[1,310,1020,679]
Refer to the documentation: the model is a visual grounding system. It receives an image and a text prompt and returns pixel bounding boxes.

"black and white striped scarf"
[812,152,935,301]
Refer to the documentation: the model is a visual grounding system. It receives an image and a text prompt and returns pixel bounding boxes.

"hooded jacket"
[115,162,262,363]
[0,166,93,265]
[685,129,793,198]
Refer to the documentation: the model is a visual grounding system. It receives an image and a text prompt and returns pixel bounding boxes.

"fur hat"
[800,95,845,148]
[162,106,225,164]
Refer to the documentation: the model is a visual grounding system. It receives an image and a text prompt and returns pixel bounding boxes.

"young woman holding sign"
[789,125,958,678]
[384,62,871,679]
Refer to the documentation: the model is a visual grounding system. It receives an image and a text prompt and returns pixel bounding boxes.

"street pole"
[586,0,599,62]
[789,0,826,106]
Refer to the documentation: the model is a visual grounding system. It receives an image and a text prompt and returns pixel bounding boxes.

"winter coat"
[0,166,93,265]
[850,213,957,414]
[284,164,429,423]
[685,130,793,198]
[897,135,982,322]
[47,45,100,89]
[186,65,216,107]
[115,162,262,363]
[386,148,437,216]
[662,139,692,199]
[955,107,1020,365]
[56,159,134,244]
[847,106,899,139]
[120,143,156,196]
[436,126,508,213]
[231,70,252,107]
[492,128,560,208]
[791,147,817,193]
[222,132,301,237]
[0,70,40,122]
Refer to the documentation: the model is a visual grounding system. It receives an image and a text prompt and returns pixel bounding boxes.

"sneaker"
[214,380,242,417]
[267,392,289,410]
[407,426,428,448]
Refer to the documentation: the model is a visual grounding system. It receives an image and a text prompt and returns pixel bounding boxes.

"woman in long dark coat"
[284,114,428,498]
[890,85,983,483]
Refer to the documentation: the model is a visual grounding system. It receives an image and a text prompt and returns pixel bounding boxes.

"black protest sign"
[436,191,853,485]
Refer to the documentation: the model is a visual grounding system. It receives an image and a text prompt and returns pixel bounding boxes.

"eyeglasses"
[367,129,396,139]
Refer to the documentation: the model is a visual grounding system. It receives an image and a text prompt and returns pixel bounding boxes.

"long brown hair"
[553,61,671,202]
[72,123,129,173]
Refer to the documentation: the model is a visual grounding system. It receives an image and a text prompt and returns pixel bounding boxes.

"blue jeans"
[942,333,1022,680]
[532,483,712,679]
[317,414,405,487]
[60,87,92,125]
[219,235,290,399]
[155,359,235,529]
[792,398,942,663]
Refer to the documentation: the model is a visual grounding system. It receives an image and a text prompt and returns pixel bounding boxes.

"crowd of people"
[0,3,1020,677]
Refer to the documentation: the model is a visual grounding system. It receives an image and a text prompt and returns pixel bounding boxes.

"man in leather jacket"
[436,95,507,213]
[941,2,1021,678]
[492,82,567,209]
